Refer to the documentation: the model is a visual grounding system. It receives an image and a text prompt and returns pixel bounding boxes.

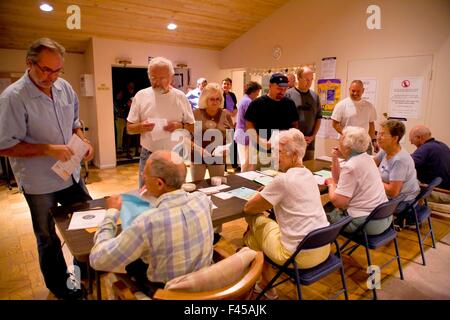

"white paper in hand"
[52,134,89,181]
[212,143,231,157]
[148,118,169,141]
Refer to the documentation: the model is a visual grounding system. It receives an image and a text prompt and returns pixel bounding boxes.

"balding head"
[144,150,187,193]
[409,125,432,148]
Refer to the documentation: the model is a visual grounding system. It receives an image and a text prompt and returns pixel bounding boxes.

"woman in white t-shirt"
[325,126,390,234]
[243,128,330,299]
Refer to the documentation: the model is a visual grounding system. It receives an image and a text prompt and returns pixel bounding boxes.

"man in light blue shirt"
[186,77,207,109]
[0,38,94,299]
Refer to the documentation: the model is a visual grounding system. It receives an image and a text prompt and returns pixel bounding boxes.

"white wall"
[89,37,223,168]
[220,0,450,156]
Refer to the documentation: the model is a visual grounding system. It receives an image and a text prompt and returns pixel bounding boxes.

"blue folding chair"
[340,197,404,300]
[397,177,441,266]
[256,216,352,300]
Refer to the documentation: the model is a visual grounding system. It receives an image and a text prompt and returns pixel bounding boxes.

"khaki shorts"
[244,214,330,269]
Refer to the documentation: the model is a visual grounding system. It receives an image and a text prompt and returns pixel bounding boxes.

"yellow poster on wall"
[317,79,341,117]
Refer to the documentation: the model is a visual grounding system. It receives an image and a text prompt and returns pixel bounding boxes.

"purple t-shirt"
[234,94,252,145]
[224,94,235,113]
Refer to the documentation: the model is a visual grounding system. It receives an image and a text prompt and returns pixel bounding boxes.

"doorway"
[111,66,150,165]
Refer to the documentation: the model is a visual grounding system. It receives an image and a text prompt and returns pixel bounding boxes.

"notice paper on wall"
[52,134,89,181]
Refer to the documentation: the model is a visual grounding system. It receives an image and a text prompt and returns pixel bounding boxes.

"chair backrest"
[111,251,264,300]
[368,197,403,221]
[296,216,353,251]
[153,251,264,300]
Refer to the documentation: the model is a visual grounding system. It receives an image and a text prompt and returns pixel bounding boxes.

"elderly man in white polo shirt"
[127,57,195,188]
[331,80,377,153]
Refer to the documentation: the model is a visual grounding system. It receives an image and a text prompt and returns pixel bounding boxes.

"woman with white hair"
[244,128,330,299]
[325,126,389,234]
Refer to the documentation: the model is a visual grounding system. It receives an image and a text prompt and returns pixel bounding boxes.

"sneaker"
[52,285,86,300]
[254,283,279,300]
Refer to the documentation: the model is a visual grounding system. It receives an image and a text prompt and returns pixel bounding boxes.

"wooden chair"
[110,248,264,300]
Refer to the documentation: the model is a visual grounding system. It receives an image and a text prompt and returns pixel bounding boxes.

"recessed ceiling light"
[167,23,177,30]
[40,3,54,12]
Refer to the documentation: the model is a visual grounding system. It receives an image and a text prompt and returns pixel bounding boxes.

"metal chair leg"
[294,267,302,300]
[428,217,436,248]
[415,218,427,266]
[393,237,404,280]
[364,245,377,300]
[339,266,349,300]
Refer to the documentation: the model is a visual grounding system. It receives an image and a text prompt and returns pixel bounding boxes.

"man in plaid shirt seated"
[90,150,214,296]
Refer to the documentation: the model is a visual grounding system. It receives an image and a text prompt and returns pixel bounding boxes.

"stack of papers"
[198,184,230,195]
[259,169,279,177]
[236,171,265,180]
[68,209,106,230]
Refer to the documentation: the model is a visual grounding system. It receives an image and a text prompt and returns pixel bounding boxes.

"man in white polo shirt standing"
[331,80,377,153]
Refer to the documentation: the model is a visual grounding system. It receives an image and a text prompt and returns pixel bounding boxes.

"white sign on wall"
[358,78,378,107]
[388,76,424,119]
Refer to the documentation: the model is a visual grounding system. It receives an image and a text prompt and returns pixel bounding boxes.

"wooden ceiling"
[0,0,289,53]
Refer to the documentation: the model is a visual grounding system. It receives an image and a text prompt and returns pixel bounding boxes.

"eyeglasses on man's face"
[33,61,64,76]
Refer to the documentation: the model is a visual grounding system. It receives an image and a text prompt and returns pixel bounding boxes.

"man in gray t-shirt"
[285,67,322,160]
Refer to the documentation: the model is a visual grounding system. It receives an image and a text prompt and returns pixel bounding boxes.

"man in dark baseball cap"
[269,73,289,88]
[244,72,299,169]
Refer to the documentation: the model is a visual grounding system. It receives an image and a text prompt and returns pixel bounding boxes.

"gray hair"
[147,57,174,76]
[380,119,405,144]
[198,83,224,109]
[341,126,371,152]
[147,151,187,189]
[26,38,65,63]
[272,128,306,161]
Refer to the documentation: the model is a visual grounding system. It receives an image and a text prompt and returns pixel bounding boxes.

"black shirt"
[244,95,299,140]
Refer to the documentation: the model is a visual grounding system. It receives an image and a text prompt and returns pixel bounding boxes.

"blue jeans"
[139,147,152,189]
[23,177,91,293]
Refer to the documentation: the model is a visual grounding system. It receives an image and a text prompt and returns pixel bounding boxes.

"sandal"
[254,283,279,300]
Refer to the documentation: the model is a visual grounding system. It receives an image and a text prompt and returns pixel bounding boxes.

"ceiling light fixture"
[40,3,54,12]
[167,23,177,30]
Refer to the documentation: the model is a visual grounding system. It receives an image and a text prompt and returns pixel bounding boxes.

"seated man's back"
[89,150,214,286]
[137,190,213,282]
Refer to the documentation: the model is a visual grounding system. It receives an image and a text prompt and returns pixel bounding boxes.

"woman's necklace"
[204,109,220,129]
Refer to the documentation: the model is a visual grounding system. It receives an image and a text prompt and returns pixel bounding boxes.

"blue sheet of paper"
[313,169,332,179]
[120,193,153,230]
[226,187,258,201]
[254,175,274,186]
